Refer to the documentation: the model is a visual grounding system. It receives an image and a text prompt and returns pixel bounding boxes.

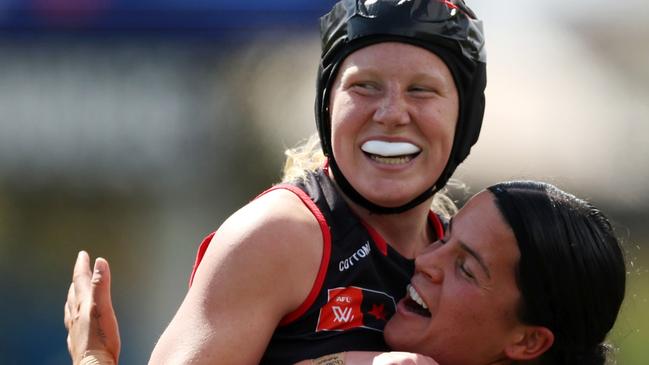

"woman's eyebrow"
[412,71,446,85]
[449,218,491,279]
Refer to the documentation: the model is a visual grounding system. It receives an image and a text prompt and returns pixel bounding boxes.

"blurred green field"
[611,250,649,364]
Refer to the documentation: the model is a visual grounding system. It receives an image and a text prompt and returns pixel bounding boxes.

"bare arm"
[149,189,323,364]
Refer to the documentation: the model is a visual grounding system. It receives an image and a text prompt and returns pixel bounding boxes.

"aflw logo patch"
[316,286,396,332]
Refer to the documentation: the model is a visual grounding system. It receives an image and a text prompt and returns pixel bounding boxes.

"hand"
[339,352,439,365]
[64,251,121,365]
[370,352,439,365]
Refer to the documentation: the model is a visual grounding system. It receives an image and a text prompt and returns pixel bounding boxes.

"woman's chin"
[367,197,410,208]
[384,319,417,354]
[355,189,423,209]
[356,178,434,207]
[383,321,399,350]
[383,298,435,353]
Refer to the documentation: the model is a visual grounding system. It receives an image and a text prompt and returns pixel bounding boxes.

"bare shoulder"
[195,187,324,307]
[150,188,326,364]
[215,187,323,257]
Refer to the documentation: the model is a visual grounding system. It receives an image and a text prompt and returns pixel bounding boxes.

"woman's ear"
[504,326,554,361]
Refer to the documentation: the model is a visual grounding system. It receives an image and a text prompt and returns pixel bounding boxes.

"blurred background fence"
[0,0,647,363]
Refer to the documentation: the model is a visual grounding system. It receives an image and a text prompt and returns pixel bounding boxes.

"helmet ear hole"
[315,0,487,214]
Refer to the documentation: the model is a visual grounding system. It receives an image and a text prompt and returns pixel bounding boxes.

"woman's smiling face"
[384,191,524,365]
[328,42,459,208]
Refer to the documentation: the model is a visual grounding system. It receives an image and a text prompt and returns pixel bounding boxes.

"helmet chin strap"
[327,156,438,215]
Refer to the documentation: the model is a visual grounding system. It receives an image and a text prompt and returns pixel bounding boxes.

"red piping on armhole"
[359,220,388,256]
[186,183,331,324]
[188,231,216,287]
[360,213,444,257]
[428,211,445,240]
[257,184,332,326]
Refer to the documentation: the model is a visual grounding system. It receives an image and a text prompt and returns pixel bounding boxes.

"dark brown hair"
[488,181,626,365]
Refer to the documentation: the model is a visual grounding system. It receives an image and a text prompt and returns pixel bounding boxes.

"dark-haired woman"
[296,181,626,365]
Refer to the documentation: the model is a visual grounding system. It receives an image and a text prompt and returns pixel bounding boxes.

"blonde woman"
[65,0,487,363]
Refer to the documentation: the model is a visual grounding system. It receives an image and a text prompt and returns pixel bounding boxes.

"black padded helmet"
[316,0,487,214]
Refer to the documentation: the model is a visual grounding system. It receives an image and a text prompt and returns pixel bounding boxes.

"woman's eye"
[409,85,436,94]
[458,261,476,281]
[355,82,377,89]
[349,82,379,95]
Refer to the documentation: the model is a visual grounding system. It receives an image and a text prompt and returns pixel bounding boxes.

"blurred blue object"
[0,0,336,31]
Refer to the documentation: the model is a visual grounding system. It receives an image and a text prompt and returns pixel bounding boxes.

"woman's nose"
[427,266,444,284]
[415,247,445,284]
[373,90,410,127]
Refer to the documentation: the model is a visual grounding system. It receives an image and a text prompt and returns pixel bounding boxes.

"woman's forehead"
[342,41,446,66]
[454,191,520,263]
[336,42,454,84]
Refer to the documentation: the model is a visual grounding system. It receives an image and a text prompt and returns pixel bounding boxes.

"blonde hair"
[282,133,458,218]
[282,133,327,183]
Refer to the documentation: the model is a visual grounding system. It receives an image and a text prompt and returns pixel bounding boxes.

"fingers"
[90,256,121,362]
[91,257,113,312]
[73,251,92,300]
[372,352,439,365]
[64,282,75,330]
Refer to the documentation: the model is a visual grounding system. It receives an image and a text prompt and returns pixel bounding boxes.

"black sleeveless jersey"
[189,169,444,364]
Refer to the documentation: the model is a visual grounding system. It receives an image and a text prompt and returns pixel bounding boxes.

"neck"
[358,203,434,259]
[329,176,436,259]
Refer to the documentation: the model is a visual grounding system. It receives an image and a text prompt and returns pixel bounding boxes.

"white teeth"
[361,140,421,157]
[369,155,412,165]
[407,284,428,309]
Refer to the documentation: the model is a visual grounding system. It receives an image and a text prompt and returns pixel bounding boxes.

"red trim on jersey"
[187,184,332,325]
[428,211,445,240]
[359,219,388,256]
[189,232,216,287]
[264,184,332,326]
[359,211,446,257]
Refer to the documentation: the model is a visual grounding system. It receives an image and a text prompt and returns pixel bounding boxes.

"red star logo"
[368,303,386,321]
